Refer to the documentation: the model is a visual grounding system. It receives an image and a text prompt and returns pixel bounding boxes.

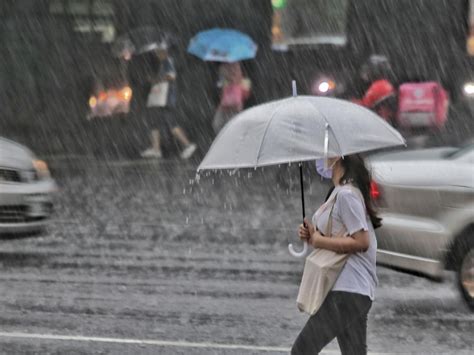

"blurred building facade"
[0,0,471,156]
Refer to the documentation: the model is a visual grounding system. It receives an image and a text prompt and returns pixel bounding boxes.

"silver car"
[0,137,57,234]
[369,144,474,309]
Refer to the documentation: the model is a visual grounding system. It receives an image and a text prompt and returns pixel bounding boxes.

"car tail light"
[370,181,381,200]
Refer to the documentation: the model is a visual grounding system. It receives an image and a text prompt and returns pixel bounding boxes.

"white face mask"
[316,159,339,180]
[315,158,337,179]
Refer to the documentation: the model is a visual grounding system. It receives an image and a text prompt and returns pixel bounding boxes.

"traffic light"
[271,0,287,10]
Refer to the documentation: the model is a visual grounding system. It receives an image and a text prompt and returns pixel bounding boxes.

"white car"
[0,137,57,234]
[369,144,474,309]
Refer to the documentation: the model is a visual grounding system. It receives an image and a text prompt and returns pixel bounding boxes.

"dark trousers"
[291,291,372,355]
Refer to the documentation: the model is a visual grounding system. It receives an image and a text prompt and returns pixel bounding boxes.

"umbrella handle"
[288,241,308,258]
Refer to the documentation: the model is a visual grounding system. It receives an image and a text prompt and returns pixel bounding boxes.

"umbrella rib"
[307,100,343,155]
[254,100,289,166]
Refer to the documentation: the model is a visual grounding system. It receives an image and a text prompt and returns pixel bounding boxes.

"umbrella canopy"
[113,27,175,57]
[187,28,258,62]
[198,94,405,258]
[198,96,405,171]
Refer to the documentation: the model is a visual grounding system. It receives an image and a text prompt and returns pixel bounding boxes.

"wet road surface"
[0,158,472,354]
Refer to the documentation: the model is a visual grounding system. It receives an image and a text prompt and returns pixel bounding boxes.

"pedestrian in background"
[212,62,251,135]
[141,43,197,159]
[292,154,380,355]
[353,55,397,126]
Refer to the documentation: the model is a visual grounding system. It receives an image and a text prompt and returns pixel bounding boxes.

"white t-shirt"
[312,185,378,300]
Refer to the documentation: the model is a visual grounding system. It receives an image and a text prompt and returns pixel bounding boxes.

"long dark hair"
[339,154,382,229]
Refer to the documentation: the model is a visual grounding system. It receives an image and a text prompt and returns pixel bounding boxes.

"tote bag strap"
[325,192,339,237]
[325,184,365,237]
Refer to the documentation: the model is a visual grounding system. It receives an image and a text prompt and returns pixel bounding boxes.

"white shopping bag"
[147,81,169,107]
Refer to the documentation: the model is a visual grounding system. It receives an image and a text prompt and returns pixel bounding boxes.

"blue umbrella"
[187,28,258,62]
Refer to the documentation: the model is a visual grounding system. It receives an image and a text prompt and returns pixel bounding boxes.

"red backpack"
[397,82,449,130]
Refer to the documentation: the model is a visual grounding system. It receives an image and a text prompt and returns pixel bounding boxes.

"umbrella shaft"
[299,164,305,222]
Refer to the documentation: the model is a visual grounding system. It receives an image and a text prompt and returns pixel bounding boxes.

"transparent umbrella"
[198,82,406,257]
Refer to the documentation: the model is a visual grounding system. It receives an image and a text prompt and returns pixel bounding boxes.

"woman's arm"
[310,229,369,254]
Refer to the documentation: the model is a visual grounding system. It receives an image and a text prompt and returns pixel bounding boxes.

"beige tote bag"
[146,81,169,108]
[296,189,353,315]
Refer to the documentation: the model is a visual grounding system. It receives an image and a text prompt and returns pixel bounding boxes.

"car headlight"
[89,96,97,108]
[33,160,51,179]
[318,81,331,93]
[312,77,337,96]
[463,82,474,96]
[121,86,132,101]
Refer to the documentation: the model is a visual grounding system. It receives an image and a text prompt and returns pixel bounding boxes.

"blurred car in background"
[86,52,132,119]
[88,83,132,119]
[0,137,57,234]
[368,143,474,309]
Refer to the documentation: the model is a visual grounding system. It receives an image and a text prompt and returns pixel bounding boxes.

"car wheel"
[457,234,474,311]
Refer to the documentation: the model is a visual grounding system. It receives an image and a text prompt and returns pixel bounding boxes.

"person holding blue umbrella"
[187,28,258,63]
[187,28,257,134]
[212,62,252,134]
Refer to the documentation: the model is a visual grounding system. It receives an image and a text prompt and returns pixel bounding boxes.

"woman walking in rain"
[212,62,251,135]
[292,154,381,355]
